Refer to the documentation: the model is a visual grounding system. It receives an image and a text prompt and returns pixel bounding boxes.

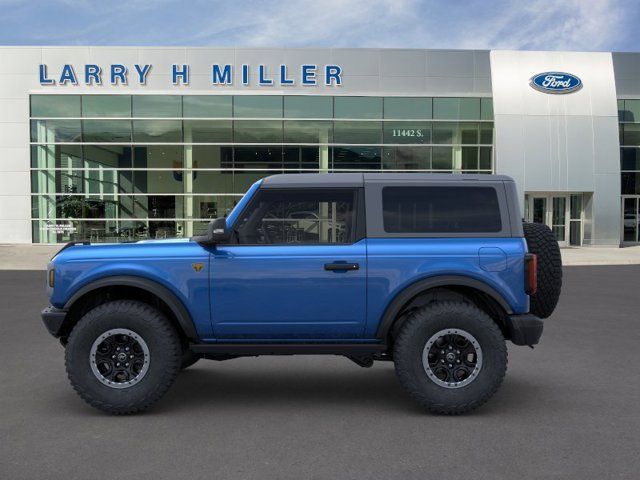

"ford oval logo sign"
[529,72,582,94]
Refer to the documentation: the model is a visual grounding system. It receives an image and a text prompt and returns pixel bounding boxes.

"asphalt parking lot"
[1,266,639,480]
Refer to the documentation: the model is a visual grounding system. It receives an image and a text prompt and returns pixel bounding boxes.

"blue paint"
[210,240,367,339]
[49,238,213,337]
[46,178,530,343]
[38,63,343,87]
[110,64,127,85]
[212,64,232,85]
[172,64,189,85]
[84,65,101,85]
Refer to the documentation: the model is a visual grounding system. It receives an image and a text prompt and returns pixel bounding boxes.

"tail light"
[524,253,537,295]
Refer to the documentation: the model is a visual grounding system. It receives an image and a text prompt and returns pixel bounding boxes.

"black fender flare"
[64,275,198,340]
[375,275,513,340]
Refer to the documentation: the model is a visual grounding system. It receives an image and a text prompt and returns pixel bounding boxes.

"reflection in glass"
[234,120,282,143]
[284,121,332,143]
[132,95,181,117]
[30,94,497,243]
[31,120,81,143]
[480,98,493,120]
[334,97,382,119]
[284,96,332,118]
[433,98,480,120]
[132,120,182,142]
[183,120,232,143]
[82,120,132,142]
[234,96,282,118]
[31,95,81,117]
[384,97,432,119]
[82,96,131,117]
[183,96,232,118]
[333,121,382,144]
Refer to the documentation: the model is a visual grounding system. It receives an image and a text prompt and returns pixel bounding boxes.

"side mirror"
[207,217,231,244]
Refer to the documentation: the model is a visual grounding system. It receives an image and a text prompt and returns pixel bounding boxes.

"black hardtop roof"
[261,173,514,188]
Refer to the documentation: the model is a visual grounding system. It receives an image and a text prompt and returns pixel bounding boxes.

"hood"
[51,237,195,264]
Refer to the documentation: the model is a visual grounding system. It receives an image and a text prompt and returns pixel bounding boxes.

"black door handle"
[324,262,359,271]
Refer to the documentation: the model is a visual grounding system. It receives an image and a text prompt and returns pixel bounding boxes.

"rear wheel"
[65,300,181,414]
[393,301,507,414]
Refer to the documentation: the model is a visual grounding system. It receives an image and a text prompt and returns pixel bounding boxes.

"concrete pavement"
[1,266,639,479]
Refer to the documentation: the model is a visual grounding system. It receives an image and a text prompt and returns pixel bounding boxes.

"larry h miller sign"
[38,63,344,87]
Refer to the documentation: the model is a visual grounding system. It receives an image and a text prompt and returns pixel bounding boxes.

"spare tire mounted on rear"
[522,222,563,319]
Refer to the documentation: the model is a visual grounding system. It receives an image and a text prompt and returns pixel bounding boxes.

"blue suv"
[41,173,562,414]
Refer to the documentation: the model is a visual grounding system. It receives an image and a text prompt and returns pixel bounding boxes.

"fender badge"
[192,263,204,272]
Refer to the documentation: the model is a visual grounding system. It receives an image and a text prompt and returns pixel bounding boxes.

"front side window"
[382,186,502,233]
[234,189,356,244]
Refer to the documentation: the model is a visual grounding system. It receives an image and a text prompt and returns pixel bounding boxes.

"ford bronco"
[41,173,562,414]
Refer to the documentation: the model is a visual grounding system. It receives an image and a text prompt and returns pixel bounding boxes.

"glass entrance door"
[622,197,639,243]
[525,194,572,247]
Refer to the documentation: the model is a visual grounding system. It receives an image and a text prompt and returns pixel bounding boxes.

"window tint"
[382,186,502,233]
[235,189,356,244]
[183,96,232,118]
[284,96,332,118]
[233,96,283,118]
[31,95,81,117]
[132,96,181,117]
[83,96,131,117]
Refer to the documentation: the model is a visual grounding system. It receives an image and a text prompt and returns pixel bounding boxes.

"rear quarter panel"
[365,237,528,338]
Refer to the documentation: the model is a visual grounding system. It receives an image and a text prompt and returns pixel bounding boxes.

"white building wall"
[0,47,42,243]
[490,50,621,245]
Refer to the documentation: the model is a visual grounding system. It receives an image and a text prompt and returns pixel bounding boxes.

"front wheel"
[65,300,182,414]
[393,301,507,414]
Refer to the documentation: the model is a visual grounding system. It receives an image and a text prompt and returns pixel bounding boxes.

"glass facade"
[30,94,494,243]
[619,99,640,243]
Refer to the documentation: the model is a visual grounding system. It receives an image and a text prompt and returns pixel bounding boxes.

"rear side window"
[382,186,502,233]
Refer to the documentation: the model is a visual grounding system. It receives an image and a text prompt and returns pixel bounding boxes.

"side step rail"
[189,343,388,356]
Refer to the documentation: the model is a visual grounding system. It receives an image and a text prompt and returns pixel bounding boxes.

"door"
[622,197,639,243]
[210,188,367,340]
[526,194,570,247]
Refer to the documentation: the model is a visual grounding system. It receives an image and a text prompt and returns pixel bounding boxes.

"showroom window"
[29,94,494,243]
[619,99,640,243]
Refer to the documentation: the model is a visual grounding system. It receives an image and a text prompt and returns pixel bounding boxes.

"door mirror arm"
[193,217,231,246]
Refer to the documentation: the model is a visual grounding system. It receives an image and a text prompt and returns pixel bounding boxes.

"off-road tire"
[65,300,181,415]
[523,222,563,318]
[394,301,507,415]
[180,349,201,370]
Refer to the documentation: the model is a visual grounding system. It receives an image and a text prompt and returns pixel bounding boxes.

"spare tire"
[523,222,562,318]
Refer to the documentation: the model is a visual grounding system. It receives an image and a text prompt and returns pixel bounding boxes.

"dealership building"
[0,46,638,246]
